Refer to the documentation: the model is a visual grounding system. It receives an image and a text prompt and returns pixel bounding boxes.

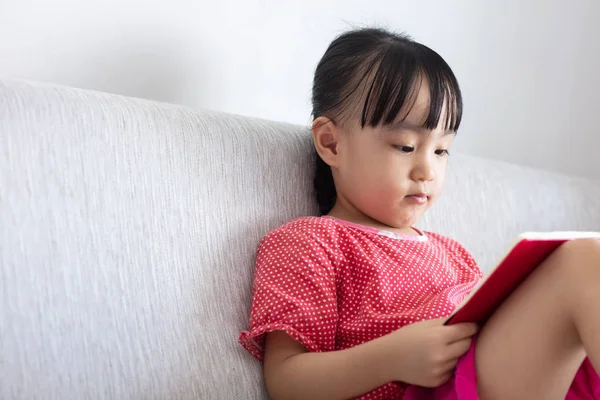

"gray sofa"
[2,79,600,399]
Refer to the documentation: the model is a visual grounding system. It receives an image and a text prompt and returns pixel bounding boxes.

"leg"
[476,239,600,400]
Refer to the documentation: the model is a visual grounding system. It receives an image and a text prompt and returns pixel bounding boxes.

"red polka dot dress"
[240,216,600,399]
[240,217,482,399]
[239,216,483,398]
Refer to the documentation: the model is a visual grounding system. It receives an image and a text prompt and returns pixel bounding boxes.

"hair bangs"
[360,42,463,132]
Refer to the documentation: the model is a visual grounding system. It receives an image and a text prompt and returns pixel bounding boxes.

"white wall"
[1,0,599,178]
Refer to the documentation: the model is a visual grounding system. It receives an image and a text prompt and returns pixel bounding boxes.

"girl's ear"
[312,117,340,168]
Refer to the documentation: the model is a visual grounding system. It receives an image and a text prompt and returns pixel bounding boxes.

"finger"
[446,337,473,359]
[441,359,459,373]
[422,317,447,326]
[435,359,459,377]
[445,322,478,342]
[435,372,453,387]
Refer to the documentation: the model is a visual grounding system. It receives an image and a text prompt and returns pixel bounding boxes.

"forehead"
[382,121,455,136]
[402,82,431,125]
[385,83,454,136]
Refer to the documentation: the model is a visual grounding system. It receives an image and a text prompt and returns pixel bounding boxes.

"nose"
[410,154,436,182]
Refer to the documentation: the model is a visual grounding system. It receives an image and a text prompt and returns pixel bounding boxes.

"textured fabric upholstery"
[1,79,599,399]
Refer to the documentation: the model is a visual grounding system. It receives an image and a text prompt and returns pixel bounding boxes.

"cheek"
[431,163,448,192]
[374,153,408,185]
[438,159,449,178]
[350,156,406,199]
[343,142,380,179]
[351,152,397,186]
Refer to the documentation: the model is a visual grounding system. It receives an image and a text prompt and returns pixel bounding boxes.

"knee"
[552,239,600,318]
[553,238,600,276]
[560,238,600,257]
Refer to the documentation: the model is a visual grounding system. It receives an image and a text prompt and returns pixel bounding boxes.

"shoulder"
[260,216,343,250]
[423,231,478,264]
[424,231,466,249]
[256,217,343,266]
[272,216,340,236]
[254,217,341,280]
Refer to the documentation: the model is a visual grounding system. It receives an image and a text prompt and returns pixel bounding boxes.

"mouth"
[405,193,429,205]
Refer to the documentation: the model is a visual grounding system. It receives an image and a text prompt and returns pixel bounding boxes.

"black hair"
[312,28,463,214]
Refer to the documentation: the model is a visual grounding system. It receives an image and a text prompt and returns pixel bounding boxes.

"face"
[316,84,455,232]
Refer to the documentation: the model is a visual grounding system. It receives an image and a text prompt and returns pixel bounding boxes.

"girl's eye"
[435,149,450,156]
[396,145,414,153]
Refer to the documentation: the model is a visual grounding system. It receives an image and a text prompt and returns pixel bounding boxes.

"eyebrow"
[383,121,456,136]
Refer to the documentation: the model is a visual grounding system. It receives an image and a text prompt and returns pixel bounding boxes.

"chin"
[388,212,424,229]
[365,203,427,228]
[379,215,418,230]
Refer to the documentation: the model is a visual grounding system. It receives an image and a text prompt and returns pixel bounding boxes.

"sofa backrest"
[2,80,600,399]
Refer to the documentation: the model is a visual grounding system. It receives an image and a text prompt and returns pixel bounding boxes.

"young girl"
[239,28,600,399]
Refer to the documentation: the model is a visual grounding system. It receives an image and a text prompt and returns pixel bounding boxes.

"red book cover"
[446,232,600,326]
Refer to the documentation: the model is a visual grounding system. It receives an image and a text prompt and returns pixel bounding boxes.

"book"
[445,232,600,325]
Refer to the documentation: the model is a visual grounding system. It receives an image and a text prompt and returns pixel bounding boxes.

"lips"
[405,193,428,204]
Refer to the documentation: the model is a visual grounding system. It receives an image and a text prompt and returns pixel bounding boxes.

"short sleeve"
[238,227,338,361]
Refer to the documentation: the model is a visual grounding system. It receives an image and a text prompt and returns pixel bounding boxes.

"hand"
[383,318,478,387]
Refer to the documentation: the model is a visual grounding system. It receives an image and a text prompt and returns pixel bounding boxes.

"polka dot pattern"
[239,216,483,399]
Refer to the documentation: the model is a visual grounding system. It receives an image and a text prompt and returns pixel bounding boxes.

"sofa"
[2,79,600,399]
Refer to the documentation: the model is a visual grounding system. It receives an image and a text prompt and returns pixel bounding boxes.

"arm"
[264,320,478,400]
[264,331,394,400]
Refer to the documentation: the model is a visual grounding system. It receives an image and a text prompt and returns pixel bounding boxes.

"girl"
[239,28,600,399]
